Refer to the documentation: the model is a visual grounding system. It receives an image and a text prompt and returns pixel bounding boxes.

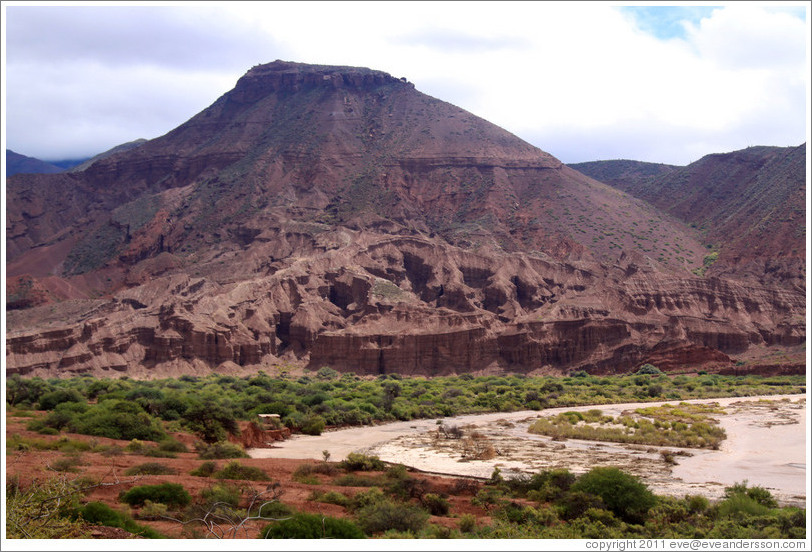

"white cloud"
[2,2,807,165]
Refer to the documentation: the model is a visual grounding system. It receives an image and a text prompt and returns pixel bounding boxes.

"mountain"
[68,139,148,172]
[573,146,806,290]
[569,159,680,188]
[5,61,805,379]
[5,149,65,177]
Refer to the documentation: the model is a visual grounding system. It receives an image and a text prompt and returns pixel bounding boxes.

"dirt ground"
[4,413,492,540]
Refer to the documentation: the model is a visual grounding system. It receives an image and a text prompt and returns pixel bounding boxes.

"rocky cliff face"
[5,61,805,379]
[6,228,804,378]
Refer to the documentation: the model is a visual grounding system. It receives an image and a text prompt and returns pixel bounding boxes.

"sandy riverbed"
[250,394,807,506]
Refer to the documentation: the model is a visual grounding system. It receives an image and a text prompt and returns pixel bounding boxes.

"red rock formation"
[4,62,805,379]
[231,421,291,449]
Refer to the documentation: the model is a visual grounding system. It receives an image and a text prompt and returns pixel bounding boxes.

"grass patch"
[529,402,727,449]
[213,461,270,481]
[124,462,178,476]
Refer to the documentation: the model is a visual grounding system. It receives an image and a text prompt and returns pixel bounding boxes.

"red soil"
[5,412,492,539]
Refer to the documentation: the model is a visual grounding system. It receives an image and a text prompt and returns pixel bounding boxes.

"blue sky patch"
[619,6,719,40]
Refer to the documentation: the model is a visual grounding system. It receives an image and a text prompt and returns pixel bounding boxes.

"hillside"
[568,159,680,188]
[5,149,65,177]
[67,139,148,172]
[576,146,806,290]
[5,61,805,379]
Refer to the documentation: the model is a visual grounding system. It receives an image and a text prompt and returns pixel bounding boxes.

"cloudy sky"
[2,1,809,165]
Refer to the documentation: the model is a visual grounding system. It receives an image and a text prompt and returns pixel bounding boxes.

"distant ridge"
[5,149,64,177]
[69,139,148,172]
[568,159,680,188]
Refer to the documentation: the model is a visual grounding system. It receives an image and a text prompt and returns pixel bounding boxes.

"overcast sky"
[2,1,809,165]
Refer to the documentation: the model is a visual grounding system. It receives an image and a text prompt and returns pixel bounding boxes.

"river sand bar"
[250,394,807,505]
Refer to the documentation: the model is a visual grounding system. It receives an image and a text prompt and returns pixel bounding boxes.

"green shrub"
[214,461,270,481]
[260,513,365,539]
[716,494,772,518]
[686,494,710,514]
[182,401,239,443]
[636,364,663,375]
[724,481,778,508]
[571,467,656,523]
[199,482,244,508]
[157,439,188,453]
[48,456,83,473]
[143,448,177,458]
[123,462,178,476]
[557,490,606,521]
[120,483,191,509]
[311,490,352,507]
[334,473,383,487]
[339,452,386,471]
[356,500,429,535]
[78,501,164,538]
[190,461,218,477]
[38,389,85,410]
[422,493,450,516]
[37,426,60,436]
[196,441,249,459]
[350,487,387,511]
[70,400,166,441]
[458,513,477,533]
[300,415,326,436]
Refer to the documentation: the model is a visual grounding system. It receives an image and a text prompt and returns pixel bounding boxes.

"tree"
[182,400,240,443]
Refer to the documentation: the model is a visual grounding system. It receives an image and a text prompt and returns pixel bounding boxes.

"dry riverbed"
[250,394,807,506]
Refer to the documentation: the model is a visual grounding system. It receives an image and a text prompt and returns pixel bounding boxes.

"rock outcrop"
[6,230,804,378]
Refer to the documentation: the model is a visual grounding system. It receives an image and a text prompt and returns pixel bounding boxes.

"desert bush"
[384,465,429,501]
[143,447,177,458]
[636,364,663,375]
[686,494,710,514]
[121,482,191,509]
[181,401,240,443]
[571,467,656,523]
[556,490,607,521]
[421,493,450,516]
[78,501,163,538]
[137,500,170,521]
[356,500,429,535]
[458,513,477,533]
[311,490,351,507]
[260,513,364,539]
[199,482,244,508]
[214,461,270,481]
[349,487,386,510]
[334,473,383,487]
[300,414,326,435]
[723,481,778,508]
[124,462,178,476]
[716,494,772,518]
[6,476,88,538]
[157,438,188,453]
[471,487,508,512]
[47,455,84,473]
[38,388,86,411]
[196,441,249,459]
[339,452,386,471]
[70,400,166,441]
